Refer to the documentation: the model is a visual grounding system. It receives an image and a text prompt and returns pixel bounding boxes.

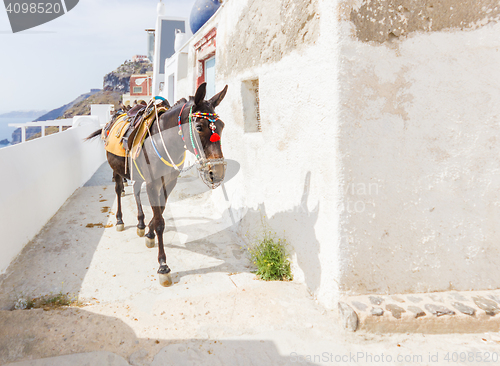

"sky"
[0,0,195,114]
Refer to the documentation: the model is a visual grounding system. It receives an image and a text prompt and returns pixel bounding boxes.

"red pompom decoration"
[210,133,220,142]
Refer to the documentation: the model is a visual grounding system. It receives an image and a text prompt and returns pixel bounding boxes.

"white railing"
[8,104,114,143]
[9,119,74,143]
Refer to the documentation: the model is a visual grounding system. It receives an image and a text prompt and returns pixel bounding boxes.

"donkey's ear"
[209,85,228,108]
[194,83,207,106]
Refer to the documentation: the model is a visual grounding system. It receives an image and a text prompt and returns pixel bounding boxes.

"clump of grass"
[15,292,79,310]
[14,292,81,310]
[247,229,293,281]
[13,283,82,310]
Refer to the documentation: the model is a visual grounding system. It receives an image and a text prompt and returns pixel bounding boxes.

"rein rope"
[138,99,189,173]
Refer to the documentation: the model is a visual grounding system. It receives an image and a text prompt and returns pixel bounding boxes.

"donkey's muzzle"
[198,158,226,189]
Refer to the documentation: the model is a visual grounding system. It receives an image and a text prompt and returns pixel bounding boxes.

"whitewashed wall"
[0,117,105,274]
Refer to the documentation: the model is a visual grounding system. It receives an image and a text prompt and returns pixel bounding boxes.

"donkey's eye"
[196,125,203,132]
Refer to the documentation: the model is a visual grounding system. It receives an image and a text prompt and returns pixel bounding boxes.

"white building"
[156,0,500,309]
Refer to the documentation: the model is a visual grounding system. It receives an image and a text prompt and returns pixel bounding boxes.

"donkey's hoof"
[116,224,125,232]
[145,237,155,248]
[137,228,145,237]
[159,273,173,287]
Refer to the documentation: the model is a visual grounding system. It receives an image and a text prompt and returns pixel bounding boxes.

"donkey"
[87,83,228,286]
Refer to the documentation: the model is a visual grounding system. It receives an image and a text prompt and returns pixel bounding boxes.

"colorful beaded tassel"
[192,112,221,143]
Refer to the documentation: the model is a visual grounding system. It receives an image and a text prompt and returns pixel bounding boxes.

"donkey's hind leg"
[133,180,146,237]
[113,171,125,232]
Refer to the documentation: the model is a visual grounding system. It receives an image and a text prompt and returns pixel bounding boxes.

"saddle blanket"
[103,113,129,157]
[102,107,167,159]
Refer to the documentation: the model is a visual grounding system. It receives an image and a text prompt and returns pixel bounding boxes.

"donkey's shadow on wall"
[240,171,321,293]
[164,171,321,294]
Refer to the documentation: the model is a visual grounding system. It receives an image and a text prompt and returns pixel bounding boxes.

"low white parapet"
[8,104,113,143]
[9,119,74,142]
[0,116,105,274]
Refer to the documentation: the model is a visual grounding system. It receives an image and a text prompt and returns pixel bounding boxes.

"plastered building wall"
[338,0,500,295]
[171,0,500,307]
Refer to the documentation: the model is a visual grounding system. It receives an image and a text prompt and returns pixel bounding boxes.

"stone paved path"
[2,163,500,366]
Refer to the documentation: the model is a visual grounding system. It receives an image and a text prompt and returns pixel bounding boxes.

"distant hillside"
[103,60,152,93]
[10,59,152,144]
[11,90,122,144]
[35,90,100,121]
[61,90,122,118]
[0,110,47,119]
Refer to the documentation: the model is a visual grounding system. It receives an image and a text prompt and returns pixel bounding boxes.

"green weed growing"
[13,282,81,310]
[247,226,293,281]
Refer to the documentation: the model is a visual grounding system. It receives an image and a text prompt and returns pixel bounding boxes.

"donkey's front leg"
[144,179,172,247]
[146,180,172,287]
[113,171,125,231]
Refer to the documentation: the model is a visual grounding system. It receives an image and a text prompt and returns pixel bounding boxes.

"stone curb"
[339,289,500,333]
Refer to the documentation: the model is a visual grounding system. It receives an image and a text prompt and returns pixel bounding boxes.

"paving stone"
[472,296,500,316]
[407,296,423,303]
[452,302,476,316]
[369,296,384,305]
[386,304,406,319]
[425,304,455,317]
[429,294,444,303]
[371,307,384,316]
[407,306,426,318]
[338,302,358,331]
[391,296,405,303]
[449,292,468,301]
[352,301,368,311]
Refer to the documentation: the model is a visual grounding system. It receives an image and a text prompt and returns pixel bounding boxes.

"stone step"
[338,289,500,333]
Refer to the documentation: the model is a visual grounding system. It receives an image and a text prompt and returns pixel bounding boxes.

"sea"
[0,117,38,148]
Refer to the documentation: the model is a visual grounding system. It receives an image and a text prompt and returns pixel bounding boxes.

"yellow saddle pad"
[103,107,169,159]
[103,114,130,157]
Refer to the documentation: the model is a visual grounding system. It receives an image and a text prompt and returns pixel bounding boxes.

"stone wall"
[217,0,320,76]
[342,0,500,42]
[338,0,500,295]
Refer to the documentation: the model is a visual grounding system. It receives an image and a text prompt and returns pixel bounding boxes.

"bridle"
[147,98,227,189]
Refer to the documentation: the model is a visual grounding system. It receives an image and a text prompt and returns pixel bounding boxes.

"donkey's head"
[188,82,228,188]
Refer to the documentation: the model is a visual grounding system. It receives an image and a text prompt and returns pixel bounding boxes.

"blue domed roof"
[190,0,220,34]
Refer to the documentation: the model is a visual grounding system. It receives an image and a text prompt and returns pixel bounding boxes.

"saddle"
[127,104,145,118]
[102,99,170,160]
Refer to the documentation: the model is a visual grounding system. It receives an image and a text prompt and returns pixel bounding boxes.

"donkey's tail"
[85,128,102,141]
